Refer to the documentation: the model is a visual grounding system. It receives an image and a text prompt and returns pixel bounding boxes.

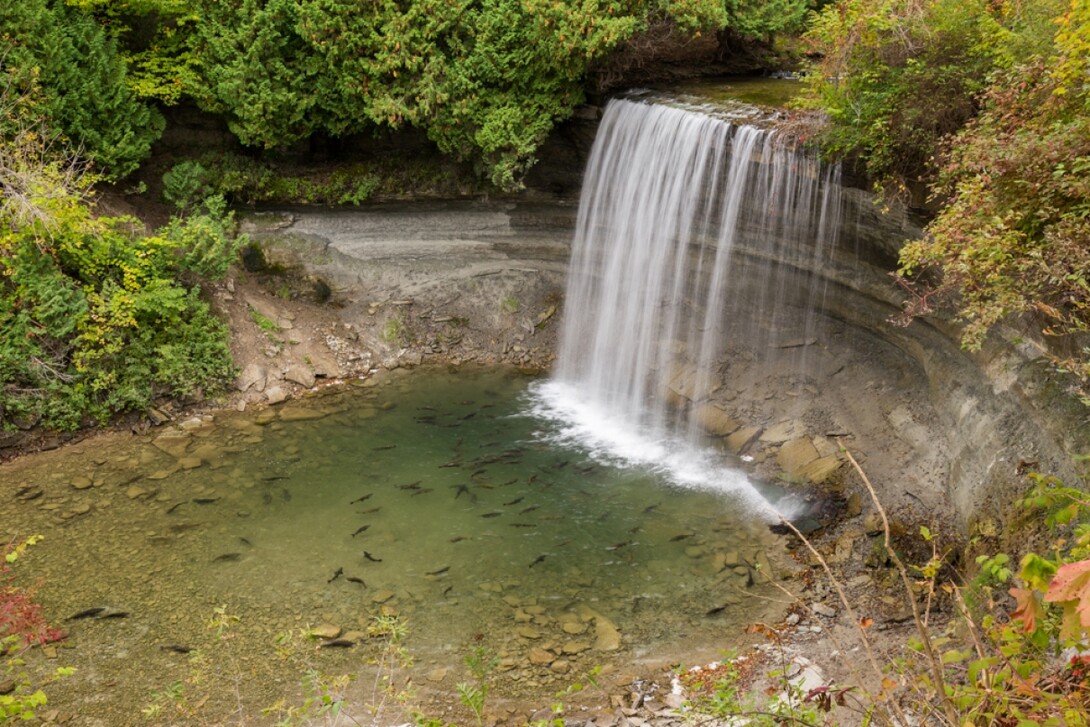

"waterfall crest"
[532,97,842,512]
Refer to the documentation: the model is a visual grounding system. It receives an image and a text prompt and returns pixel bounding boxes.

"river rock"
[126,485,148,499]
[310,623,342,639]
[550,659,571,674]
[561,640,590,655]
[278,406,325,422]
[70,476,93,490]
[594,618,622,651]
[284,365,316,388]
[236,363,268,392]
[692,404,740,436]
[371,590,396,604]
[517,626,541,640]
[777,438,820,477]
[178,456,203,470]
[153,430,191,458]
[811,602,836,618]
[528,647,553,666]
[264,386,288,405]
[562,621,587,635]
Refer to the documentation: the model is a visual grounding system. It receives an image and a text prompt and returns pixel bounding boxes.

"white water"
[532,97,842,515]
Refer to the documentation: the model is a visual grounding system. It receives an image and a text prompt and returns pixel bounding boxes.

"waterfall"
[531,97,842,513]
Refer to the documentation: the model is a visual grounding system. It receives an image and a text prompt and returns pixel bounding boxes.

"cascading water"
[532,96,842,514]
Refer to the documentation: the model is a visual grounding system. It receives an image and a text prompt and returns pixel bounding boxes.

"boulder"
[692,404,740,436]
[777,438,820,477]
[725,426,762,454]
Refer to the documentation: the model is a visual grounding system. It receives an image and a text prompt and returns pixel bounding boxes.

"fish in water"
[98,610,129,619]
[605,540,633,551]
[410,488,433,496]
[397,481,423,490]
[705,604,728,617]
[453,484,470,499]
[328,567,344,584]
[373,444,397,451]
[442,585,454,597]
[528,554,547,568]
[643,502,661,514]
[363,551,383,563]
[449,536,468,543]
[509,523,536,529]
[347,577,366,586]
[670,533,695,542]
[358,506,381,515]
[213,552,242,562]
[426,566,450,577]
[262,493,273,506]
[481,512,502,518]
[500,479,518,487]
[192,497,220,505]
[439,458,463,469]
[519,505,539,515]
[320,639,355,648]
[350,493,373,504]
[238,537,252,547]
[67,607,105,621]
[165,501,186,514]
[503,496,524,506]
[281,488,292,502]
[460,411,477,420]
[161,644,193,654]
[554,460,570,469]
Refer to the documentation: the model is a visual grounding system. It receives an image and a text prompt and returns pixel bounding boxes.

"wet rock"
[776,438,820,477]
[517,626,542,640]
[153,430,191,458]
[562,621,588,635]
[502,595,522,607]
[178,456,203,470]
[70,476,93,490]
[800,455,843,484]
[513,609,532,623]
[692,404,740,436]
[279,406,325,422]
[126,485,149,499]
[725,426,761,454]
[284,365,316,388]
[371,590,396,604]
[550,659,571,674]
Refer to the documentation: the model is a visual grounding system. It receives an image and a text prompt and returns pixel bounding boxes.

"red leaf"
[1009,586,1045,634]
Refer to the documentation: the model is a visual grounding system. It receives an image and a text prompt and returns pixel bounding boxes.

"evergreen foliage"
[0,0,164,179]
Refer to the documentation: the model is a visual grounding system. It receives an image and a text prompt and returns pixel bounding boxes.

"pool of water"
[1,367,789,724]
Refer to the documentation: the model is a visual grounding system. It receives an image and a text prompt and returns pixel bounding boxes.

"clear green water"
[2,368,786,723]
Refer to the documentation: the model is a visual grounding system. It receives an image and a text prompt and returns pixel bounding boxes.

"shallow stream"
[2,367,788,724]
